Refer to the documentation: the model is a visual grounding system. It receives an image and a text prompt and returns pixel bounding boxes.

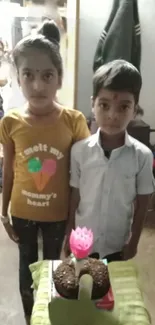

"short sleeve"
[70,143,81,189]
[73,112,90,143]
[0,116,11,144]
[136,150,155,195]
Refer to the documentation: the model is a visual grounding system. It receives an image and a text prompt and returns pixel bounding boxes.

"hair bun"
[38,20,60,45]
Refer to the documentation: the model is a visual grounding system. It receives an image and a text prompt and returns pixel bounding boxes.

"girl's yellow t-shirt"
[0,108,90,222]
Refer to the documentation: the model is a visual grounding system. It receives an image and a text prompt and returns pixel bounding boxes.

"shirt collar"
[94,128,133,148]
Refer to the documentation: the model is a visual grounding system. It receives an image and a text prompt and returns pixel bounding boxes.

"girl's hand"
[3,222,19,243]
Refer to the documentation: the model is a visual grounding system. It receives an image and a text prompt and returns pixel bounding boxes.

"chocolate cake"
[53,257,110,300]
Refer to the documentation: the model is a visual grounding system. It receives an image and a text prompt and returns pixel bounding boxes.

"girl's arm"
[73,113,90,143]
[2,140,14,216]
[1,140,19,242]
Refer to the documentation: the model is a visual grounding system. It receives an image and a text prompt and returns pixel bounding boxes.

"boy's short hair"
[93,60,142,104]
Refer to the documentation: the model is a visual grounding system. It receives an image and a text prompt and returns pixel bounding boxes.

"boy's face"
[92,89,136,135]
[18,49,62,111]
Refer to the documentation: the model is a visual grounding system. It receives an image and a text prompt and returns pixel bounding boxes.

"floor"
[135,211,155,325]
[0,196,155,324]
[0,217,25,324]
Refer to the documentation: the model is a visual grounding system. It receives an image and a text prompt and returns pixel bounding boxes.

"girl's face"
[18,49,62,112]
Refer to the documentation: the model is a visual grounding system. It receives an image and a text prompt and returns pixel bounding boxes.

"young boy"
[65,60,154,262]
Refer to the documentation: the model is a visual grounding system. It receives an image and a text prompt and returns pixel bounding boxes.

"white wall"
[77,0,155,142]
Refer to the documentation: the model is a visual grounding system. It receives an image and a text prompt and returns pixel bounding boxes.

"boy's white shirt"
[70,129,155,258]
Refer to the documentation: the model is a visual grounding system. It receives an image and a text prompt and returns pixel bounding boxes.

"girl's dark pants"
[12,217,66,318]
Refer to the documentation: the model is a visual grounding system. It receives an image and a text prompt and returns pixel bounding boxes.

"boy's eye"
[43,73,54,82]
[99,103,109,110]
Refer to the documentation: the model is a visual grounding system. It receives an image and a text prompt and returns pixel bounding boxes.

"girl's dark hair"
[13,20,63,77]
[93,60,142,104]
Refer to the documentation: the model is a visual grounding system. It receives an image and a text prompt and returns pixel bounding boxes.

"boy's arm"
[64,144,81,255]
[66,187,80,236]
[64,187,80,256]
[130,194,150,242]
[67,143,81,233]
[123,150,154,260]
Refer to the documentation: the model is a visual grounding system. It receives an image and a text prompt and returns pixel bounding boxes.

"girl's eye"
[120,104,129,112]
[99,103,109,110]
[23,72,33,79]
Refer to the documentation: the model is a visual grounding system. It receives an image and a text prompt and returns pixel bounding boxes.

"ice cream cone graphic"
[28,157,57,192]
[39,159,57,191]
[28,158,42,191]
[31,170,43,192]
[37,172,51,191]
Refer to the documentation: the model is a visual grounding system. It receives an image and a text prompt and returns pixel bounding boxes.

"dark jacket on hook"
[93,0,141,72]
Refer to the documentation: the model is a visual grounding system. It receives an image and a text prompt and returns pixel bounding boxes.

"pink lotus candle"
[69,227,93,276]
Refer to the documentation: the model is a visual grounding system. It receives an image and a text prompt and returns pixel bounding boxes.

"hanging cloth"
[93,0,141,72]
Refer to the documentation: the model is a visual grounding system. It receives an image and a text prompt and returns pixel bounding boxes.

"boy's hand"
[63,235,70,257]
[4,222,19,243]
[122,242,137,260]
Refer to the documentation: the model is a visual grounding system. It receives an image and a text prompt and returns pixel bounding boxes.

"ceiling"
[9,0,67,6]
[30,0,67,5]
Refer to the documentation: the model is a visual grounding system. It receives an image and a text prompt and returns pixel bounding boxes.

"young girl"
[0,21,89,325]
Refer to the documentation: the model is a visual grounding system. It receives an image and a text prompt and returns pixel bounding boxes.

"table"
[30,260,151,325]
